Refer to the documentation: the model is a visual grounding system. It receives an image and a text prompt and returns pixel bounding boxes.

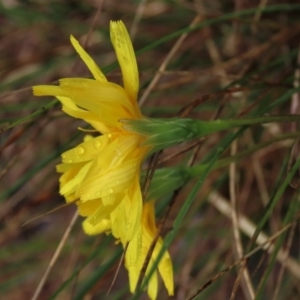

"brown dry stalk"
[31,211,78,300]
[211,25,300,72]
[187,212,300,300]
[208,192,300,279]
[139,15,201,106]
[229,140,255,300]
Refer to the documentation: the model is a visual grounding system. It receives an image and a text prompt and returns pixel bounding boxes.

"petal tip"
[70,34,79,48]
[32,86,39,96]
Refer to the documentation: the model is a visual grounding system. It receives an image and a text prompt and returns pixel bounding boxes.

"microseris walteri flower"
[33,21,150,244]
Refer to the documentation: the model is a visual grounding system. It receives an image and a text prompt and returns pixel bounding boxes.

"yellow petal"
[59,78,132,107]
[58,96,109,133]
[59,78,134,128]
[56,162,81,173]
[85,201,118,226]
[33,85,109,133]
[143,201,156,232]
[59,161,92,196]
[142,201,174,296]
[127,265,139,293]
[83,135,93,142]
[65,193,77,202]
[77,198,101,216]
[124,179,143,241]
[147,266,158,300]
[82,218,111,235]
[56,162,86,202]
[110,181,142,246]
[77,134,142,201]
[78,158,138,201]
[110,21,139,103]
[61,135,109,164]
[156,239,174,296]
[70,35,107,82]
[33,85,65,97]
[125,225,142,266]
[105,134,143,166]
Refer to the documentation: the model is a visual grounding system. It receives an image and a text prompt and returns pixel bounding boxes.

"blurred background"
[1,0,300,299]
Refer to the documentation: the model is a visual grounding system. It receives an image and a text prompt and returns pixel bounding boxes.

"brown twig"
[31,211,78,300]
[187,212,300,300]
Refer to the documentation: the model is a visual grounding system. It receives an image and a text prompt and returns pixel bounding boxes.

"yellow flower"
[33,21,150,244]
[126,201,174,300]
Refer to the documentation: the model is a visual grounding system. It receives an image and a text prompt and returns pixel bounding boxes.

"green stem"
[2,99,57,132]
[126,114,300,151]
[196,115,300,136]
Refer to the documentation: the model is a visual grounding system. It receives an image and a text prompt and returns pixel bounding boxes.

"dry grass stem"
[229,139,255,299]
[139,15,201,106]
[208,192,300,279]
[31,211,78,300]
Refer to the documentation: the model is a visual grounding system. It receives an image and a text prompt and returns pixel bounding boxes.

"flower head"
[33,21,149,243]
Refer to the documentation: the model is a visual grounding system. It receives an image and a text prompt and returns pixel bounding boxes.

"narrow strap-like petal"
[110,21,139,103]
[147,265,158,300]
[33,85,65,97]
[78,158,138,201]
[85,202,117,226]
[33,85,110,133]
[82,217,111,235]
[126,265,139,293]
[70,35,107,82]
[156,240,174,296]
[59,161,92,196]
[59,78,134,128]
[58,96,110,133]
[77,198,102,216]
[61,135,109,164]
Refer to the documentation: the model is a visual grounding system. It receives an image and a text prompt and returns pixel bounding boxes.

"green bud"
[121,118,200,151]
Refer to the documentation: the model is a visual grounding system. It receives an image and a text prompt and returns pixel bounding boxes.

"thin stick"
[253,0,270,24]
[31,211,78,300]
[187,215,300,300]
[22,203,72,227]
[130,0,147,40]
[208,192,300,279]
[139,15,201,106]
[107,243,128,295]
[272,212,298,299]
[229,140,255,300]
[71,0,104,73]
[83,0,104,48]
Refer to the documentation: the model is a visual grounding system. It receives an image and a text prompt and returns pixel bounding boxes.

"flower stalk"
[124,115,300,151]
